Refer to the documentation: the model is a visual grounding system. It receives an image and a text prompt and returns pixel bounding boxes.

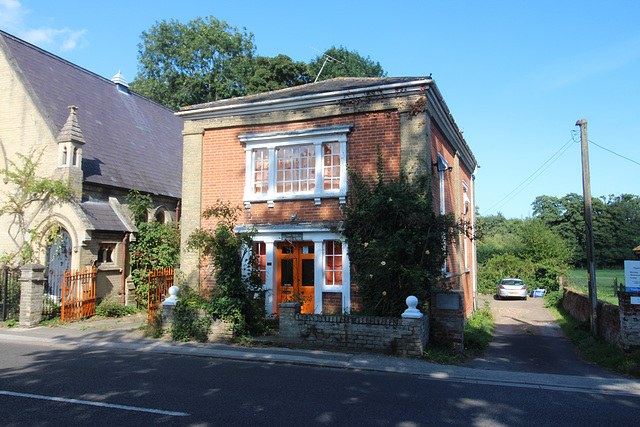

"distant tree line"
[130,16,386,110]
[476,193,640,292]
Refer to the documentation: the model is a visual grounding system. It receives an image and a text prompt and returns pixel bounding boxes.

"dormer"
[56,105,85,193]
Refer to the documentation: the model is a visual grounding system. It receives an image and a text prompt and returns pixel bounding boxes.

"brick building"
[178,77,477,317]
[0,30,183,302]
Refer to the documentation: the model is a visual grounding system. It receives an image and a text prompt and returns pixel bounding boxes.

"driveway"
[464,294,620,378]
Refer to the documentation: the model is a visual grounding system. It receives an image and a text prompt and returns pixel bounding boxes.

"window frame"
[240,125,352,204]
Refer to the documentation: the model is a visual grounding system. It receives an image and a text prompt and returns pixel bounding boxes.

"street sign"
[624,260,640,293]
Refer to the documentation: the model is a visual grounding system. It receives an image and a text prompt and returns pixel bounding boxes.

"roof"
[180,77,432,111]
[179,76,477,171]
[79,201,135,232]
[0,30,183,199]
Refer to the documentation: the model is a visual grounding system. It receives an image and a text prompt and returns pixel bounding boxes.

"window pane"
[276,143,315,194]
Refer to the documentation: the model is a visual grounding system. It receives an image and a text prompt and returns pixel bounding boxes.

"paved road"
[1,339,638,426]
[465,294,619,377]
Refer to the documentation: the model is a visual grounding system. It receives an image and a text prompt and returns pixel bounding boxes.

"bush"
[464,301,494,353]
[95,299,137,318]
[342,149,457,317]
[170,286,212,343]
[544,289,564,308]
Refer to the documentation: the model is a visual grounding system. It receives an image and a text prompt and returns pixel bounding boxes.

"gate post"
[19,264,46,327]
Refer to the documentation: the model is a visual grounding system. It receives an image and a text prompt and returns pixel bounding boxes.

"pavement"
[1,313,640,398]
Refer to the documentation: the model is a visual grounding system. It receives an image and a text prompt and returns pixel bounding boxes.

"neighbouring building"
[0,30,183,303]
[177,77,477,319]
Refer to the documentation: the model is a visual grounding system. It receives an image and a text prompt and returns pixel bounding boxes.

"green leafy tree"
[131,16,256,110]
[308,45,386,82]
[0,150,76,267]
[342,149,458,317]
[187,200,265,336]
[245,54,312,94]
[475,213,524,264]
[532,193,640,267]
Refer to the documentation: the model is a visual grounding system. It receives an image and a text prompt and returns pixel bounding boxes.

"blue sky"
[2,0,639,219]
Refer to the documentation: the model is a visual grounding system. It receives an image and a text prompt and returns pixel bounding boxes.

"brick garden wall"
[618,292,640,351]
[562,288,621,347]
[279,302,428,357]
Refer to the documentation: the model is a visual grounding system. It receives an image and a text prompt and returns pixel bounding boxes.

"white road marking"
[0,390,189,416]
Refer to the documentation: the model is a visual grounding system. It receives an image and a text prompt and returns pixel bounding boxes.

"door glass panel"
[301,259,314,287]
[281,258,294,286]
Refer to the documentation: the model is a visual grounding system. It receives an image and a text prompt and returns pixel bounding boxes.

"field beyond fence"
[563,269,626,306]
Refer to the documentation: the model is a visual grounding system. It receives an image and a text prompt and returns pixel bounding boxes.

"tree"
[0,150,76,267]
[532,193,640,267]
[187,200,266,336]
[342,149,457,317]
[307,45,386,82]
[131,16,256,110]
[245,55,311,95]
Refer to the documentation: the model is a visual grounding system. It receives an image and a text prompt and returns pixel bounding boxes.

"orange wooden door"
[276,241,315,314]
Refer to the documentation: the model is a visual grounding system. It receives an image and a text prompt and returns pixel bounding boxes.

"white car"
[496,278,527,300]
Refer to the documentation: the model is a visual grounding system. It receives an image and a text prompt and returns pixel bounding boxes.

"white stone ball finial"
[163,285,180,306]
[402,295,423,318]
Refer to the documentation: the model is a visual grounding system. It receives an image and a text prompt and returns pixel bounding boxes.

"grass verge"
[423,300,494,364]
[546,299,640,378]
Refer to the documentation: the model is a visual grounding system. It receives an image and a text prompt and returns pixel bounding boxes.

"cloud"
[0,0,26,30]
[21,27,88,51]
[0,0,87,52]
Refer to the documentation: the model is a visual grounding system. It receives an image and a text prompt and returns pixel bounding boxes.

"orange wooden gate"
[147,268,174,323]
[61,266,96,322]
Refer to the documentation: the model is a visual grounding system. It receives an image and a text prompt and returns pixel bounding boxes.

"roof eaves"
[176,78,433,120]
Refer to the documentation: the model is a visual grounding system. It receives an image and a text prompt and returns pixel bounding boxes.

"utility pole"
[576,118,598,335]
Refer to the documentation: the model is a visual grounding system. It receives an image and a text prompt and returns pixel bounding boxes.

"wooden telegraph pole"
[576,118,598,335]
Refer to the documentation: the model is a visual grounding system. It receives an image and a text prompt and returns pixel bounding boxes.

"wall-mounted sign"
[281,232,303,241]
[624,260,640,293]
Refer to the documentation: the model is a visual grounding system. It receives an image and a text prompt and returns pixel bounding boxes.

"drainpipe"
[121,232,129,305]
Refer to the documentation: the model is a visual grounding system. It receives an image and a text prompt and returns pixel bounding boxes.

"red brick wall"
[201,112,401,228]
[200,111,401,303]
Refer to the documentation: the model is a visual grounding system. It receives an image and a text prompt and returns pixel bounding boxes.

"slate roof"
[0,30,183,198]
[79,201,134,232]
[180,77,431,111]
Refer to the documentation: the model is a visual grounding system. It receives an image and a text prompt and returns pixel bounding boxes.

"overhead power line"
[589,140,640,167]
[484,136,577,216]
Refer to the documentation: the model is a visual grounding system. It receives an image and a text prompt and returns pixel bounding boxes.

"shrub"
[170,286,211,342]
[342,149,459,317]
[95,299,137,318]
[187,200,267,337]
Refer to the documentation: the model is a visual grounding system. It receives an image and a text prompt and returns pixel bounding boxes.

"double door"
[276,241,315,314]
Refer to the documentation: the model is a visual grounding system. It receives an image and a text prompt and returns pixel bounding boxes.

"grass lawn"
[566,269,625,305]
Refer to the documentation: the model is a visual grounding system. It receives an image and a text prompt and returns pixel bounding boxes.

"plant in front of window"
[126,189,181,307]
[187,200,267,338]
[342,148,458,317]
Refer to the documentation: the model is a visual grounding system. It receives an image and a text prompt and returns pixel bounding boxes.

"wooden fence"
[147,268,174,323]
[61,266,96,322]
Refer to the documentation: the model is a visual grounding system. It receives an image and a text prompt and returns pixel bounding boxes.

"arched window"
[72,147,79,166]
[61,147,68,166]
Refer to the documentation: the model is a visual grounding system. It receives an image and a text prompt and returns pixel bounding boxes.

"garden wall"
[618,291,640,351]
[278,302,428,358]
[562,288,621,347]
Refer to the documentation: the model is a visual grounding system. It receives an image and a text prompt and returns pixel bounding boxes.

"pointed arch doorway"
[44,227,72,301]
